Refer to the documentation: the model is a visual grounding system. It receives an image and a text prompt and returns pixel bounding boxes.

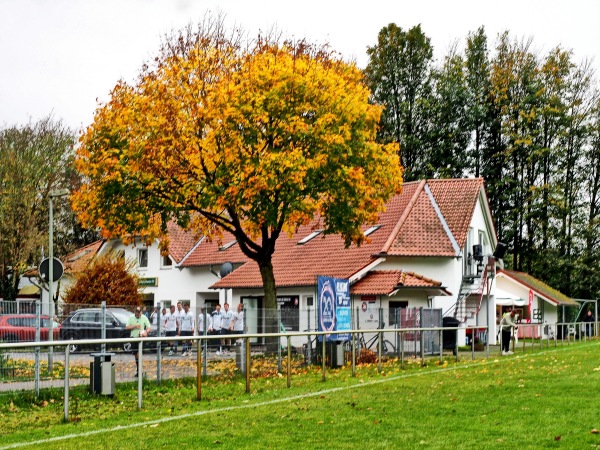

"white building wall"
[496,276,558,339]
[99,240,227,309]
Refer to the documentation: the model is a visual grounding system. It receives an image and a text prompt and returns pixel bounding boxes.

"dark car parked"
[59,308,163,352]
[0,314,61,343]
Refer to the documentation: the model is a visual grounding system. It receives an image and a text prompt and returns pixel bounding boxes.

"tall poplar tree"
[365,24,434,180]
[465,27,492,178]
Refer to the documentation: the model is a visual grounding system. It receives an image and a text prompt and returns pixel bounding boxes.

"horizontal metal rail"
[0,326,487,351]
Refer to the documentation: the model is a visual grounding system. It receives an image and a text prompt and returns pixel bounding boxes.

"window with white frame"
[161,254,173,268]
[138,248,148,269]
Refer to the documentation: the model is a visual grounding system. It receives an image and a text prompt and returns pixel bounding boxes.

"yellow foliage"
[73,24,403,256]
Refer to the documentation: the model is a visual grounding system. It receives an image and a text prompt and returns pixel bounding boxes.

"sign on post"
[38,257,64,282]
[317,275,351,342]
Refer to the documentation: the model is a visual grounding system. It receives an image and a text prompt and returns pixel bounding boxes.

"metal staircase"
[445,260,489,323]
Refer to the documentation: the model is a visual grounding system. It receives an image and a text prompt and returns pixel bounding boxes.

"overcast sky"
[1,0,598,131]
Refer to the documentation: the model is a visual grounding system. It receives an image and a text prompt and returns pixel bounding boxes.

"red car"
[0,314,61,343]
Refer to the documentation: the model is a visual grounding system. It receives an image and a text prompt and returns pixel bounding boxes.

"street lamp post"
[48,188,69,372]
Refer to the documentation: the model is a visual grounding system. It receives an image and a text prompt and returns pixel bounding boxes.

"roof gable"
[426,178,484,249]
[164,221,204,264]
[497,269,578,306]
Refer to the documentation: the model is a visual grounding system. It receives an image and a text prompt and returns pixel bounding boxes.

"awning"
[494,288,525,306]
[18,285,40,296]
[495,298,526,306]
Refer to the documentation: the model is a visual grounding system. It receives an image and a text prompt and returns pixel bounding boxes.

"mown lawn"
[1,342,599,449]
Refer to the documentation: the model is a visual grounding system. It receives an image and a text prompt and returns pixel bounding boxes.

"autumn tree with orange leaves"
[63,253,142,307]
[72,17,403,345]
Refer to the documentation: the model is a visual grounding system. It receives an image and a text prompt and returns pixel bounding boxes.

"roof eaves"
[348,257,386,283]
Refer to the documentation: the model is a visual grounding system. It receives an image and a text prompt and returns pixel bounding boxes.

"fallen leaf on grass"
[591,429,599,434]
[554,436,561,441]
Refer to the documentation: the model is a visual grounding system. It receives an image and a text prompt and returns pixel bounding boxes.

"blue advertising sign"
[317,276,351,342]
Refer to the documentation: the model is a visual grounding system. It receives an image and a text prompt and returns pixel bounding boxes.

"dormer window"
[219,239,237,251]
[364,225,381,237]
[297,230,323,245]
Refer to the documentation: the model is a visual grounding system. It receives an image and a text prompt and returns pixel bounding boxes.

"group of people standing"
[147,302,245,357]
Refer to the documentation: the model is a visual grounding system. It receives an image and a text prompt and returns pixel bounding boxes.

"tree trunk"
[258,258,280,353]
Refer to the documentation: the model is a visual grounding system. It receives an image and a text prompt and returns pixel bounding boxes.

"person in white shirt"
[221,303,234,353]
[174,301,184,352]
[150,306,160,327]
[198,307,212,334]
[179,303,195,357]
[210,304,223,354]
[231,303,244,335]
[197,307,212,355]
[164,305,179,356]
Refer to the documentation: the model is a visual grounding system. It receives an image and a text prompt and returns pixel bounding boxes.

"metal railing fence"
[1,319,596,423]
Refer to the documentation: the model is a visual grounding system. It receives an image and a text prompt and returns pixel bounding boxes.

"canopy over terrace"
[350,270,451,298]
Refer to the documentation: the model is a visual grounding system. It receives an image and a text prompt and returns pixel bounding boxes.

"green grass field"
[1,342,600,449]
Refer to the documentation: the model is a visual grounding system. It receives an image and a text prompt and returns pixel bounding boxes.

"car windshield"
[109,309,133,324]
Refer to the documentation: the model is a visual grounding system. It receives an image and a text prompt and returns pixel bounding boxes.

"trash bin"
[235,341,246,373]
[442,317,460,354]
[327,342,344,368]
[90,352,115,396]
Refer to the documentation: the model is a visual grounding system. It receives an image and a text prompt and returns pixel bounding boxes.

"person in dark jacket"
[583,310,595,337]
[499,310,518,355]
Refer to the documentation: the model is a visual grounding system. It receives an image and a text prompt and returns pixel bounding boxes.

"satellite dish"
[219,262,233,278]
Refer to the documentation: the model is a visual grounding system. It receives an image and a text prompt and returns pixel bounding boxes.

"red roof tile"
[179,230,249,266]
[350,270,444,295]
[64,240,105,274]
[205,178,486,289]
[426,178,484,250]
[165,221,203,264]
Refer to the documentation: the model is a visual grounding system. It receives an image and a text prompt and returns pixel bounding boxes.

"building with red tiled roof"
[173,178,500,344]
[54,222,224,311]
[52,178,576,348]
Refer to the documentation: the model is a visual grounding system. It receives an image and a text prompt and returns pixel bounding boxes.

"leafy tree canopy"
[63,253,142,307]
[0,117,80,301]
[73,17,403,324]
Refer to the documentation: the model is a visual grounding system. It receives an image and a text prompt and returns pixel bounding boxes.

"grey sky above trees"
[0,0,598,129]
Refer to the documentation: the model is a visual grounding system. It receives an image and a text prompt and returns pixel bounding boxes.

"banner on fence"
[317,275,350,342]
